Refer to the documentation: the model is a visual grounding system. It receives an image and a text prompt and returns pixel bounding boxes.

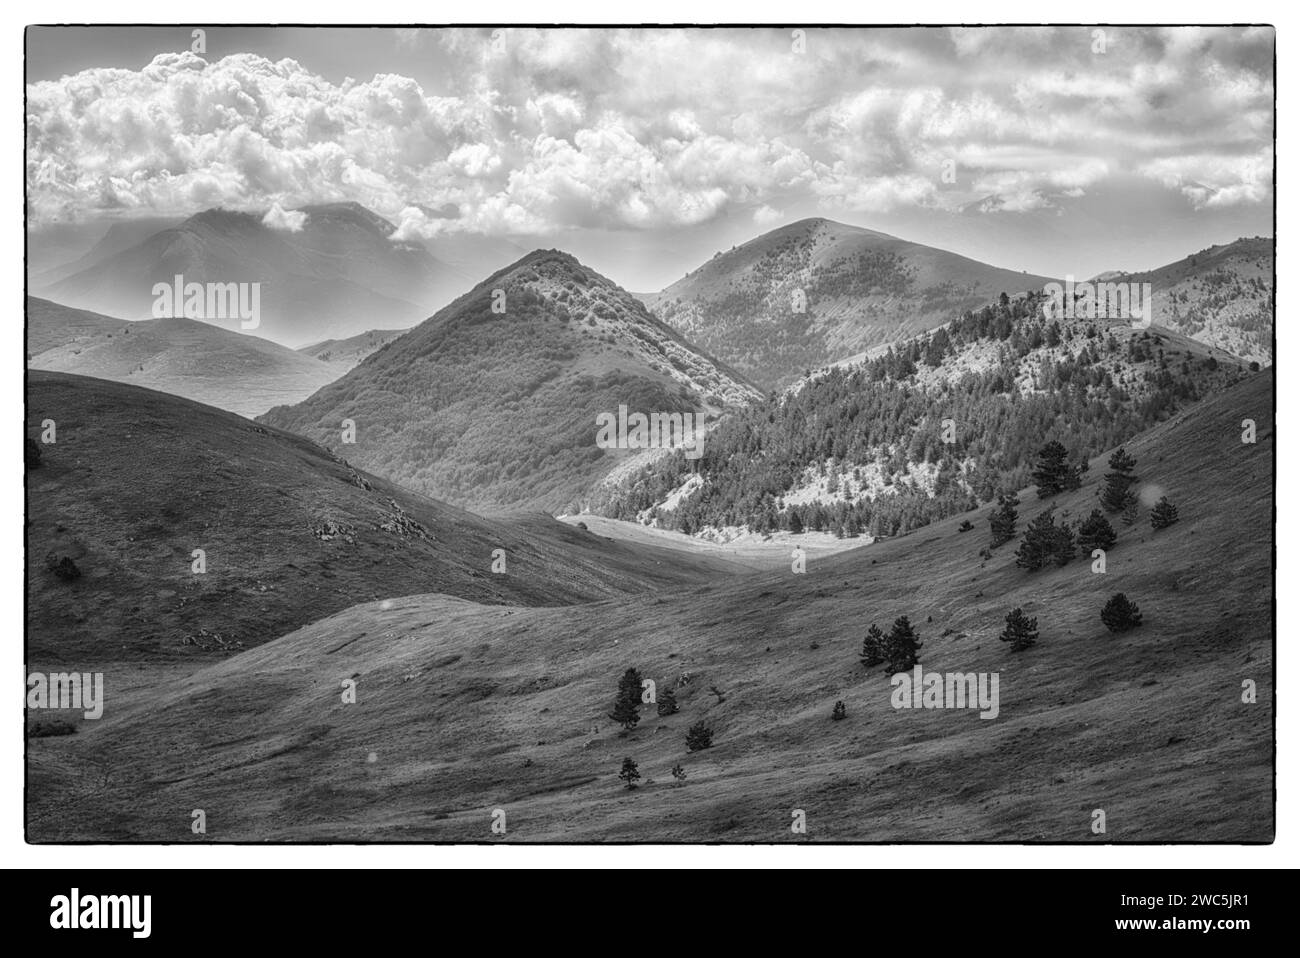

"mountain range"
[32,203,471,345]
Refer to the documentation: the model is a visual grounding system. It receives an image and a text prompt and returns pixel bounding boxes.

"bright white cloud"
[25,27,1273,231]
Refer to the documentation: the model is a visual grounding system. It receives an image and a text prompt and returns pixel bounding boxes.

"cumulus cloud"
[25,27,1273,232]
[262,202,307,231]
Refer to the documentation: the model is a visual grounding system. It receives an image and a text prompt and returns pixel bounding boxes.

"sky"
[26,25,1274,290]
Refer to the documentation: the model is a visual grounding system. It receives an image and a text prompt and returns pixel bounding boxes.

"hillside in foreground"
[24,372,746,665]
[28,370,1271,841]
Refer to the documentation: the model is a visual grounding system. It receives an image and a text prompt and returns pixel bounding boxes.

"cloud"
[25,27,1273,231]
[262,202,307,231]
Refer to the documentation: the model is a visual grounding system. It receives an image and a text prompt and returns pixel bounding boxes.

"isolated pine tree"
[1077,509,1117,552]
[619,756,641,789]
[832,700,847,721]
[860,624,886,668]
[617,667,643,702]
[998,607,1039,652]
[657,687,679,716]
[1032,441,1076,498]
[1100,448,1138,513]
[685,722,713,752]
[988,492,1019,547]
[1101,593,1143,633]
[611,691,640,731]
[1149,496,1180,530]
[1015,510,1056,570]
[882,616,922,675]
[1120,491,1140,526]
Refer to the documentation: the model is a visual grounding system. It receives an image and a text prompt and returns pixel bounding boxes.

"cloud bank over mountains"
[27,27,1273,237]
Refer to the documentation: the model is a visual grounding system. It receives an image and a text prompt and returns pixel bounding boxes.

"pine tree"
[988,492,1019,547]
[1015,507,1076,569]
[619,756,641,789]
[1050,519,1077,566]
[685,722,713,752]
[1077,509,1117,552]
[611,691,640,731]
[832,700,847,721]
[787,508,804,534]
[1101,593,1143,633]
[1015,510,1056,570]
[998,607,1039,652]
[1120,491,1140,526]
[657,687,679,716]
[1100,447,1138,513]
[882,616,922,675]
[860,624,886,668]
[617,667,643,702]
[1149,496,1179,530]
[1032,441,1074,498]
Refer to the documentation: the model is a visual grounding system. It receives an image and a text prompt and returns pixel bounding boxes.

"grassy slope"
[1113,237,1273,366]
[28,297,341,418]
[260,249,760,513]
[24,372,747,666]
[27,371,1272,841]
[649,217,1055,390]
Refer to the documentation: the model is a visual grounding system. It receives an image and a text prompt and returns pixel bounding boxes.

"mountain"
[30,217,183,289]
[1102,237,1273,366]
[646,217,1055,390]
[26,297,341,418]
[24,371,746,665]
[298,328,410,372]
[259,249,761,513]
[590,290,1256,539]
[28,369,1271,841]
[39,203,470,345]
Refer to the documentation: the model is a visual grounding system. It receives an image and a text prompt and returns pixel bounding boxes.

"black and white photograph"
[20,18,1277,858]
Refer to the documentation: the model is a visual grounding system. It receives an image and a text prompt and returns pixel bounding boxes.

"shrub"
[44,554,81,582]
[28,718,77,738]
[958,519,974,533]
[670,763,687,782]
[685,722,713,752]
[831,700,847,721]
[656,688,679,716]
[1101,593,1143,633]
